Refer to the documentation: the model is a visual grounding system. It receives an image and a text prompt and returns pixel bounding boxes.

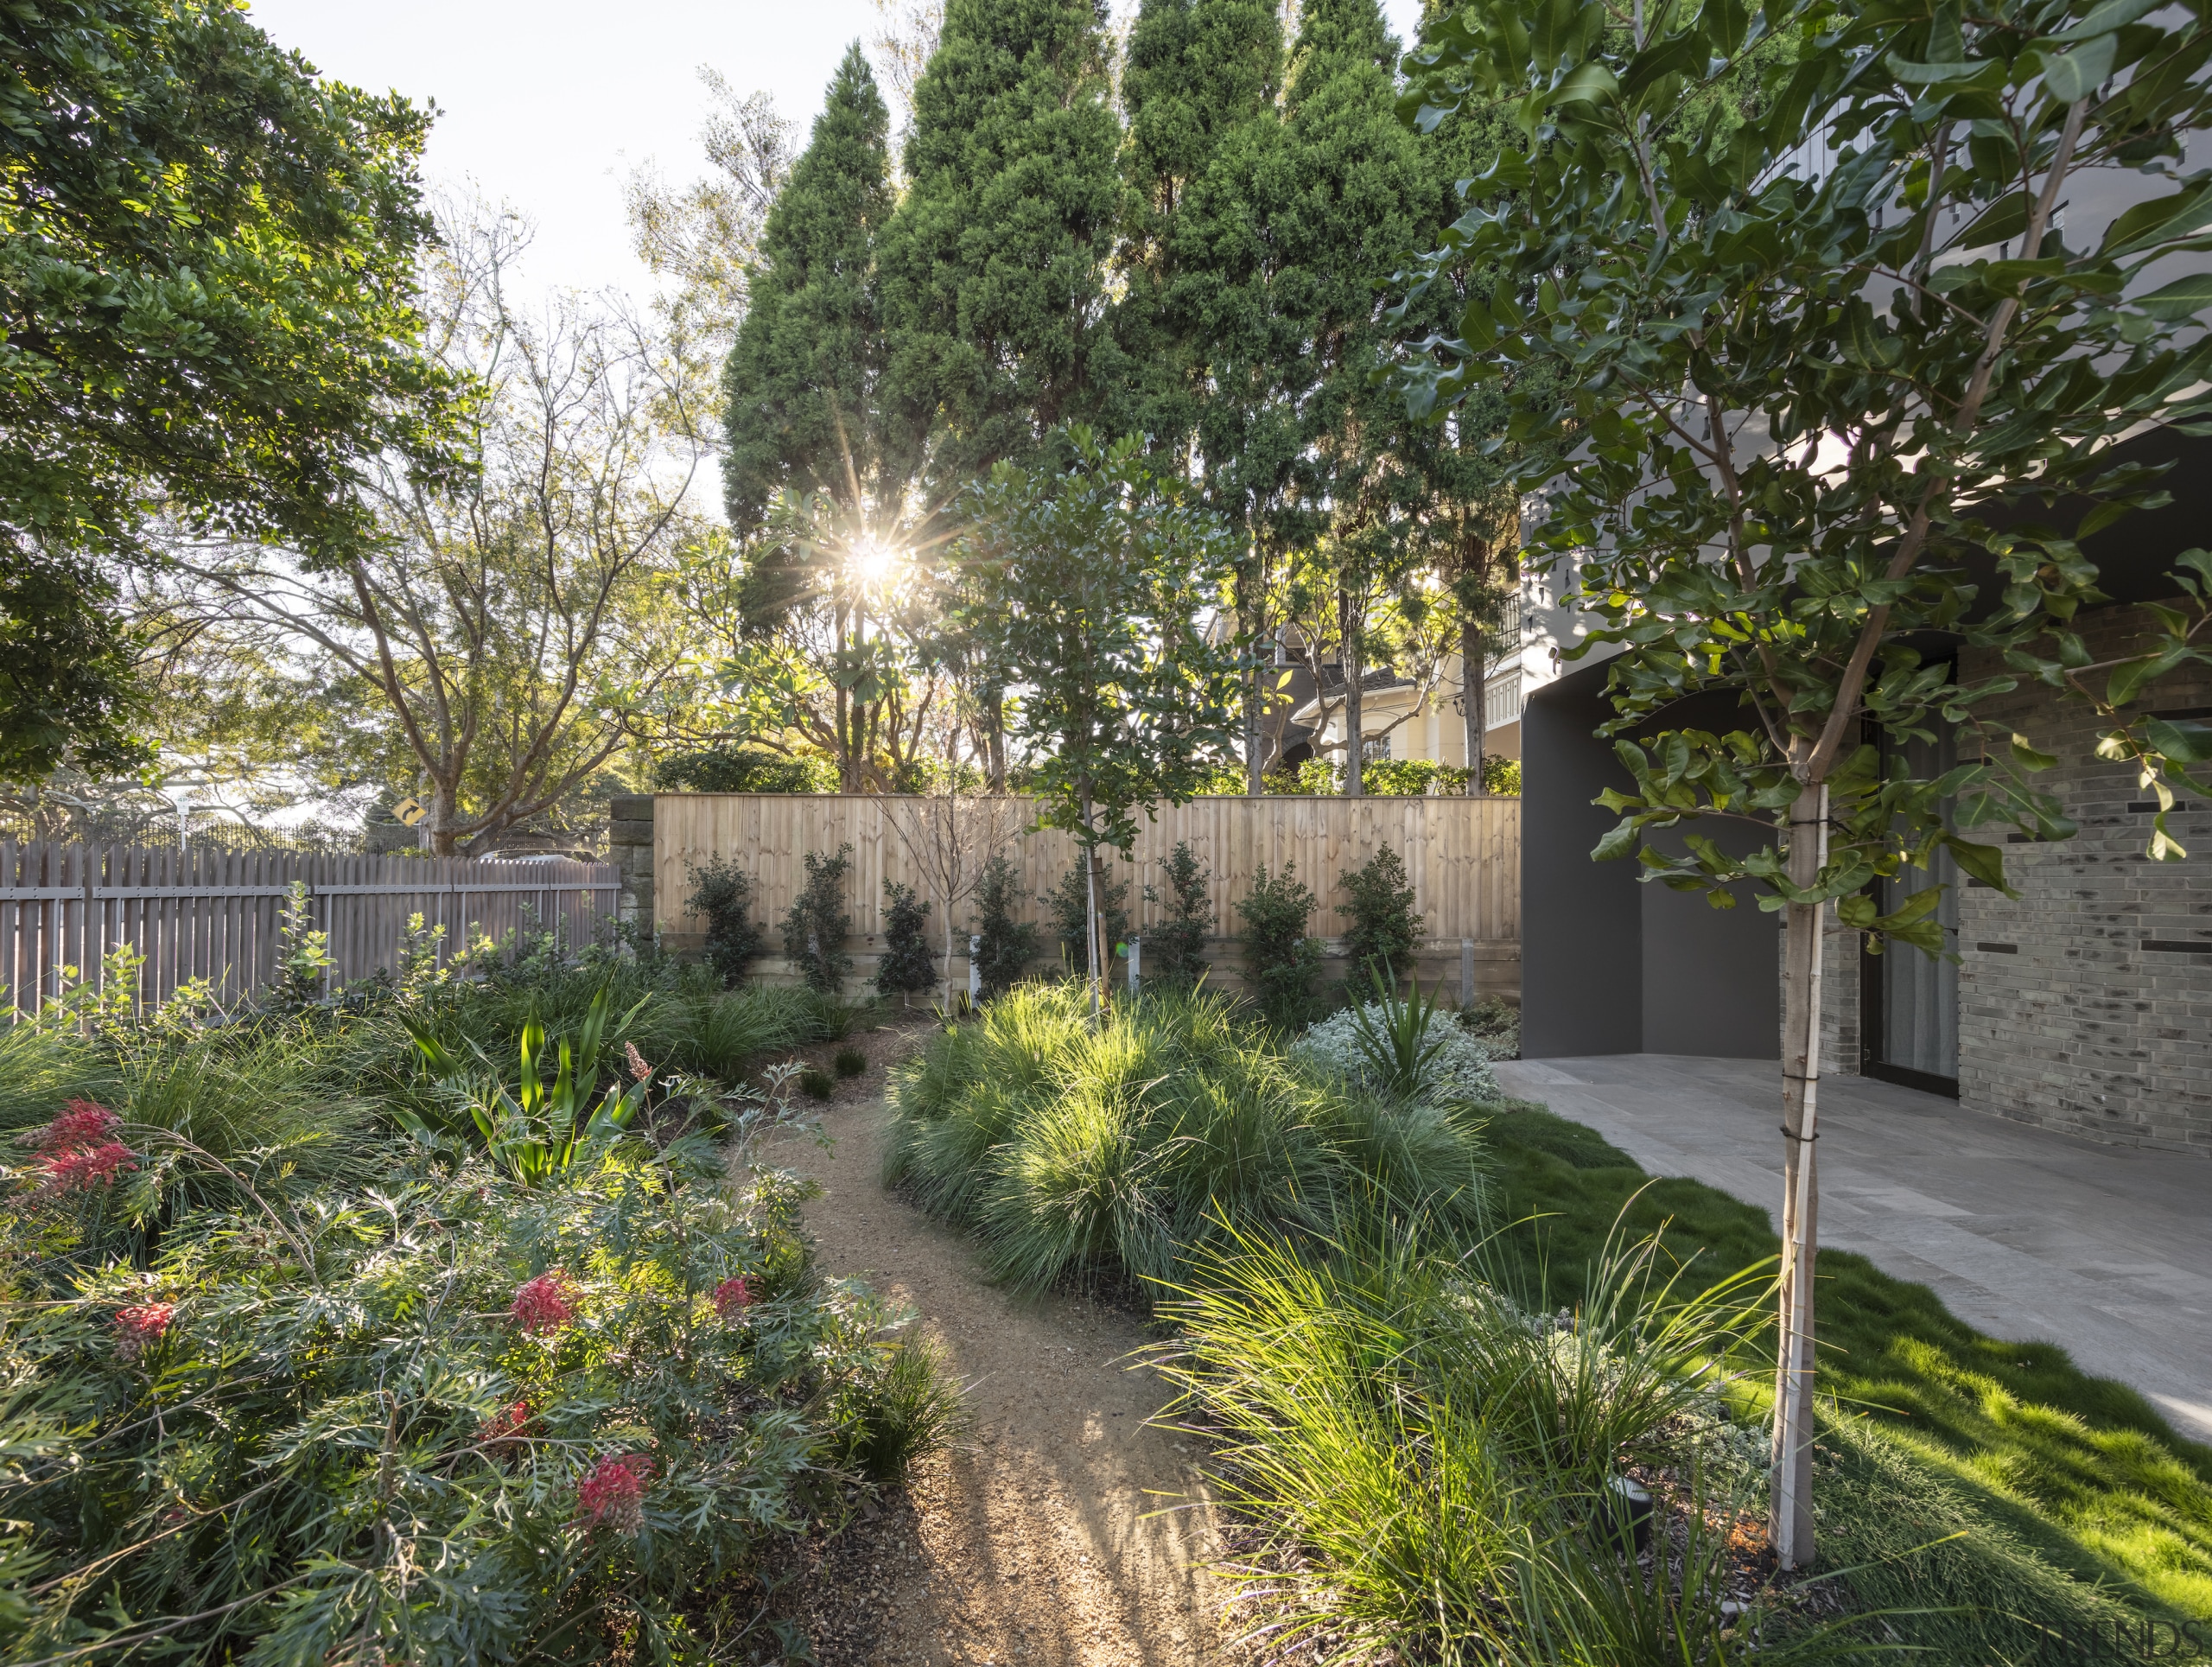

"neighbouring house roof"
[1292,665,1418,727]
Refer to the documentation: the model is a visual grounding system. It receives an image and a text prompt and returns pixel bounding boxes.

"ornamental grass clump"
[0,1121,956,1663]
[883,983,1487,1297]
[1151,1219,1802,1664]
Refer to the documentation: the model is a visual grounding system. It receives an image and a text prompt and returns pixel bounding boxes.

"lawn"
[1483,1105,2212,1656]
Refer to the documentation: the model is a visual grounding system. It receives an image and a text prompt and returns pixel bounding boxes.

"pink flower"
[113,1302,175,1361]
[575,1453,655,1533]
[42,1140,137,1195]
[711,1276,757,1322]
[511,1270,576,1335]
[624,1040,652,1083]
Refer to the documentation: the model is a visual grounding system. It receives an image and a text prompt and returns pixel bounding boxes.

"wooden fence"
[0,843,619,1020]
[652,793,1521,1001]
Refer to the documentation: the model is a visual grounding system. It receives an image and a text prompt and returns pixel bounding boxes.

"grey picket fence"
[0,842,618,1020]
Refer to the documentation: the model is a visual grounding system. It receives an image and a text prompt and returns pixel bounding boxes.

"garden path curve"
[760,1025,1230,1667]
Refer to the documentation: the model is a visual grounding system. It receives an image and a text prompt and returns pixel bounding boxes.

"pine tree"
[878,0,1128,487]
[1116,0,1283,464]
[720,48,933,792]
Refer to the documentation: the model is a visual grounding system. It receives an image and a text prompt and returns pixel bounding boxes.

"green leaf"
[1592,820,1643,862]
[2145,716,2212,764]
[2134,273,2212,321]
[2044,0,2165,44]
[1952,194,2029,251]
[1943,835,2015,896]
[2099,184,2212,257]
[2009,732,2058,770]
[2035,32,2116,103]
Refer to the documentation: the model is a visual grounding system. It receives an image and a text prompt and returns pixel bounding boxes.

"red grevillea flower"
[511,1270,576,1335]
[480,1399,533,1455]
[113,1302,175,1362]
[40,1100,121,1152]
[575,1454,655,1533]
[42,1140,137,1195]
[711,1276,757,1322]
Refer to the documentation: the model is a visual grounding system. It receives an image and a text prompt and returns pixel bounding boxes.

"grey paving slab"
[1492,1053,2212,1445]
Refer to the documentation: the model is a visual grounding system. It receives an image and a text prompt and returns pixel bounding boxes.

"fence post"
[1461,938,1474,1009]
[1128,935,1141,996]
[968,935,982,1002]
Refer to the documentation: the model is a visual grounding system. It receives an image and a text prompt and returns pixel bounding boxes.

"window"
[1361,734,1393,764]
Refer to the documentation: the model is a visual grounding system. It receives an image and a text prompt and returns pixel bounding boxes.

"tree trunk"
[1771,780,1829,1568]
[429,782,461,857]
[985,693,1007,792]
[1081,800,1103,1025]
[1340,589,1364,798]
[1463,617,1486,797]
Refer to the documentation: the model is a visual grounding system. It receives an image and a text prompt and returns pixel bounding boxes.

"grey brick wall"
[1949,602,2212,1154]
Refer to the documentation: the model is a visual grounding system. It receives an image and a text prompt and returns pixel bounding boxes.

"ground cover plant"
[1485,1106,2212,1652]
[0,938,951,1664]
[881,983,1486,1296]
[0,1113,948,1663]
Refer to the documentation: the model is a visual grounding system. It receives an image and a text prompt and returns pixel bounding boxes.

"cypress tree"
[878,0,1127,487]
[722,44,902,538]
[1256,0,1446,795]
[1116,0,1284,464]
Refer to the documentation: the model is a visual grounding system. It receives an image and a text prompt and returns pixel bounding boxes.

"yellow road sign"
[393,797,429,827]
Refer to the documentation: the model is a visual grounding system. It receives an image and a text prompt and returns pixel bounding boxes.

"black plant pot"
[1604,1474,1655,1554]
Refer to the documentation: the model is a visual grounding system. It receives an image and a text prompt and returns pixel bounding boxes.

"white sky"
[245,0,1430,308]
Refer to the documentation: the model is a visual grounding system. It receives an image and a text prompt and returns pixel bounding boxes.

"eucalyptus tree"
[1397,0,2212,1563]
[170,210,713,856]
[952,429,1246,1016]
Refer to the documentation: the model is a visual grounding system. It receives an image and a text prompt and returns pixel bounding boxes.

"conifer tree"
[878,0,1127,487]
[1116,0,1284,463]
[719,48,931,792]
[1118,0,1291,788]
[721,44,902,539]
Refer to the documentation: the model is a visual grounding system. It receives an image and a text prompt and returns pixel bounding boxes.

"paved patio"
[1492,1054,2212,1444]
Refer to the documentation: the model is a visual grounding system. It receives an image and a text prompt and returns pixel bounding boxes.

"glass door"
[1861,727,1961,1096]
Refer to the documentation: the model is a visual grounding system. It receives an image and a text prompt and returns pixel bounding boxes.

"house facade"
[1287,566,1589,771]
[1519,429,2212,1156]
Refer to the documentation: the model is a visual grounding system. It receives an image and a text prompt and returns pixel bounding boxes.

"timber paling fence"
[0,842,618,1021]
[650,793,1522,1001]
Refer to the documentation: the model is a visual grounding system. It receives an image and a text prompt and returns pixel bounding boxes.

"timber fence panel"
[654,793,1522,999]
[0,843,620,1021]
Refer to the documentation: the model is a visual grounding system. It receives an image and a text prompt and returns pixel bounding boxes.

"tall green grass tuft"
[1151,1223,1835,1665]
[883,983,1486,1296]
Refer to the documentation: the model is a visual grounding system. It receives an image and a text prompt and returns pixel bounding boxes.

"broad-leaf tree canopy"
[1,0,466,780]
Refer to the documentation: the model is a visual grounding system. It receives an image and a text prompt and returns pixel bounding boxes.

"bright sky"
[245,0,1430,307]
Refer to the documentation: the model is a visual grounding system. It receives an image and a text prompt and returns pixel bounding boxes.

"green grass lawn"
[1481,1105,2212,1657]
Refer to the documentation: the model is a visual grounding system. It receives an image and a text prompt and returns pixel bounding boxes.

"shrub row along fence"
[0,842,619,1020]
[633,792,1520,1002]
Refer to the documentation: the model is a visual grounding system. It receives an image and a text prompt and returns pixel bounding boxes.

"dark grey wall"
[1522,661,1781,1060]
[1522,661,1643,1057]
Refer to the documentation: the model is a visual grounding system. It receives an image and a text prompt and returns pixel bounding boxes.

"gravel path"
[762,1022,1229,1667]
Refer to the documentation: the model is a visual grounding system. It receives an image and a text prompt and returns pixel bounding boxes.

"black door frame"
[1855,701,1962,1099]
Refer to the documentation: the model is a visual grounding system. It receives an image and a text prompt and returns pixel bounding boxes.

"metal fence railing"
[0,841,618,1020]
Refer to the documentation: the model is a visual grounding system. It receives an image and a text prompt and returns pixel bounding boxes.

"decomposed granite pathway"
[757,1022,1227,1667]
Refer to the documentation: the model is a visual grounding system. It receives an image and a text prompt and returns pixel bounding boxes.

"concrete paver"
[1493,1053,2212,1444]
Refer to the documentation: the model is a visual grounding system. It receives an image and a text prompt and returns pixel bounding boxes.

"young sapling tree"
[1397,0,2212,1564]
